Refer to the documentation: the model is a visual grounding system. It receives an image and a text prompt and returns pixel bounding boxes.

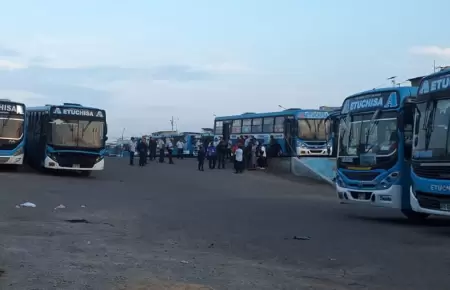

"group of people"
[128,136,186,166]
[197,135,273,174]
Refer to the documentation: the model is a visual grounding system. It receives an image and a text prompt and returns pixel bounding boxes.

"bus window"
[252,118,262,133]
[232,120,242,133]
[274,117,284,132]
[242,119,251,133]
[263,117,274,132]
[215,121,223,135]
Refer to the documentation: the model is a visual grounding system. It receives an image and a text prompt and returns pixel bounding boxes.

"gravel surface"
[0,158,449,289]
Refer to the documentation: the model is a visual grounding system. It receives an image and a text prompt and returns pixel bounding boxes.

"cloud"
[0,60,27,70]
[409,46,450,58]
[0,46,20,57]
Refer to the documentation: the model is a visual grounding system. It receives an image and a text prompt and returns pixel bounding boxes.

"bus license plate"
[358,193,366,200]
[73,164,80,168]
[440,203,450,211]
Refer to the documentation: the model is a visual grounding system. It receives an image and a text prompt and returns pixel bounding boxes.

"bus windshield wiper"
[361,109,380,154]
[424,101,436,151]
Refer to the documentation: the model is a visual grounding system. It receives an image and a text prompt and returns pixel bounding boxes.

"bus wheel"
[402,210,430,222]
[79,170,91,177]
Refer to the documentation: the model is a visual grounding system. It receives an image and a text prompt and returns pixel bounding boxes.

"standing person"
[149,137,157,161]
[176,139,184,159]
[158,138,165,163]
[167,138,174,164]
[258,144,267,169]
[128,137,137,166]
[234,145,244,174]
[197,145,205,171]
[136,136,148,167]
[217,139,227,169]
[207,142,217,169]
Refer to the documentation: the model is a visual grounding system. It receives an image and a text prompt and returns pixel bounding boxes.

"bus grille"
[412,162,450,180]
[54,153,97,168]
[341,171,380,181]
[415,191,450,210]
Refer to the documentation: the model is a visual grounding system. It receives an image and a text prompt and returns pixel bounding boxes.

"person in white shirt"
[167,138,174,164]
[234,145,244,174]
[128,137,137,166]
[258,144,267,169]
[176,140,184,159]
[158,138,165,163]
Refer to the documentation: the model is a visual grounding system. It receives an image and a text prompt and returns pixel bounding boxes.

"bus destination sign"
[52,107,104,118]
[341,91,398,114]
[0,103,24,114]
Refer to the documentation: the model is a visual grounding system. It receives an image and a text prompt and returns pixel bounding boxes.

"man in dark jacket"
[136,137,148,167]
[197,145,206,171]
[217,139,227,169]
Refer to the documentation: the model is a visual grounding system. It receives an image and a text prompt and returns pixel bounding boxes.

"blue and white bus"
[214,109,331,156]
[0,100,26,168]
[25,103,107,176]
[410,70,450,218]
[335,87,421,219]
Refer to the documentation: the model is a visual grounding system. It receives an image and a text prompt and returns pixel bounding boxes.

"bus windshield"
[339,111,397,158]
[49,119,105,148]
[414,99,450,160]
[0,117,24,140]
[298,119,329,140]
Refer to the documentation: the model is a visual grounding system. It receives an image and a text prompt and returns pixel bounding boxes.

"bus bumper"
[297,147,329,156]
[336,184,402,209]
[0,154,24,165]
[44,156,104,171]
[410,186,450,216]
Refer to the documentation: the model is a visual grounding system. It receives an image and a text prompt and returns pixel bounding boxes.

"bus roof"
[417,68,450,102]
[215,109,328,121]
[27,103,103,112]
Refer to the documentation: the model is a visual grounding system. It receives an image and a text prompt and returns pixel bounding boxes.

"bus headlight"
[95,156,104,163]
[378,171,400,189]
[300,143,306,148]
[13,147,24,156]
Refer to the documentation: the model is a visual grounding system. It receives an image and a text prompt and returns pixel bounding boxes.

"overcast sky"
[0,0,448,138]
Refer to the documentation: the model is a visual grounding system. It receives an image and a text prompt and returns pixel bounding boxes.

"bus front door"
[284,117,296,156]
[222,122,231,140]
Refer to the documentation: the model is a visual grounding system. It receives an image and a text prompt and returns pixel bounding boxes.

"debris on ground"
[19,202,36,208]
[293,235,311,241]
[54,204,66,210]
[65,219,90,224]
[180,260,189,264]
[80,205,86,208]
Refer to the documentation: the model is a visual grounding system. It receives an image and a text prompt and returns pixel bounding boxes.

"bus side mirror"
[414,136,418,147]
[105,136,108,141]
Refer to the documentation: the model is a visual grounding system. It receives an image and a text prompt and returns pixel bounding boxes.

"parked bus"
[409,70,450,218]
[335,87,420,219]
[25,103,107,176]
[325,108,341,158]
[214,109,331,156]
[0,99,26,168]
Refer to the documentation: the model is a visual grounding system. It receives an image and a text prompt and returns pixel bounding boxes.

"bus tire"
[402,210,429,221]
[79,170,91,177]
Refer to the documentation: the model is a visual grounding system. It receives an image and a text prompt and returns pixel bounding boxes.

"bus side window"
[403,105,414,160]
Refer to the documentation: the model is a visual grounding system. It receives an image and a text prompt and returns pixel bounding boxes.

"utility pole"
[121,128,125,140]
[434,60,436,73]
[170,116,174,131]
